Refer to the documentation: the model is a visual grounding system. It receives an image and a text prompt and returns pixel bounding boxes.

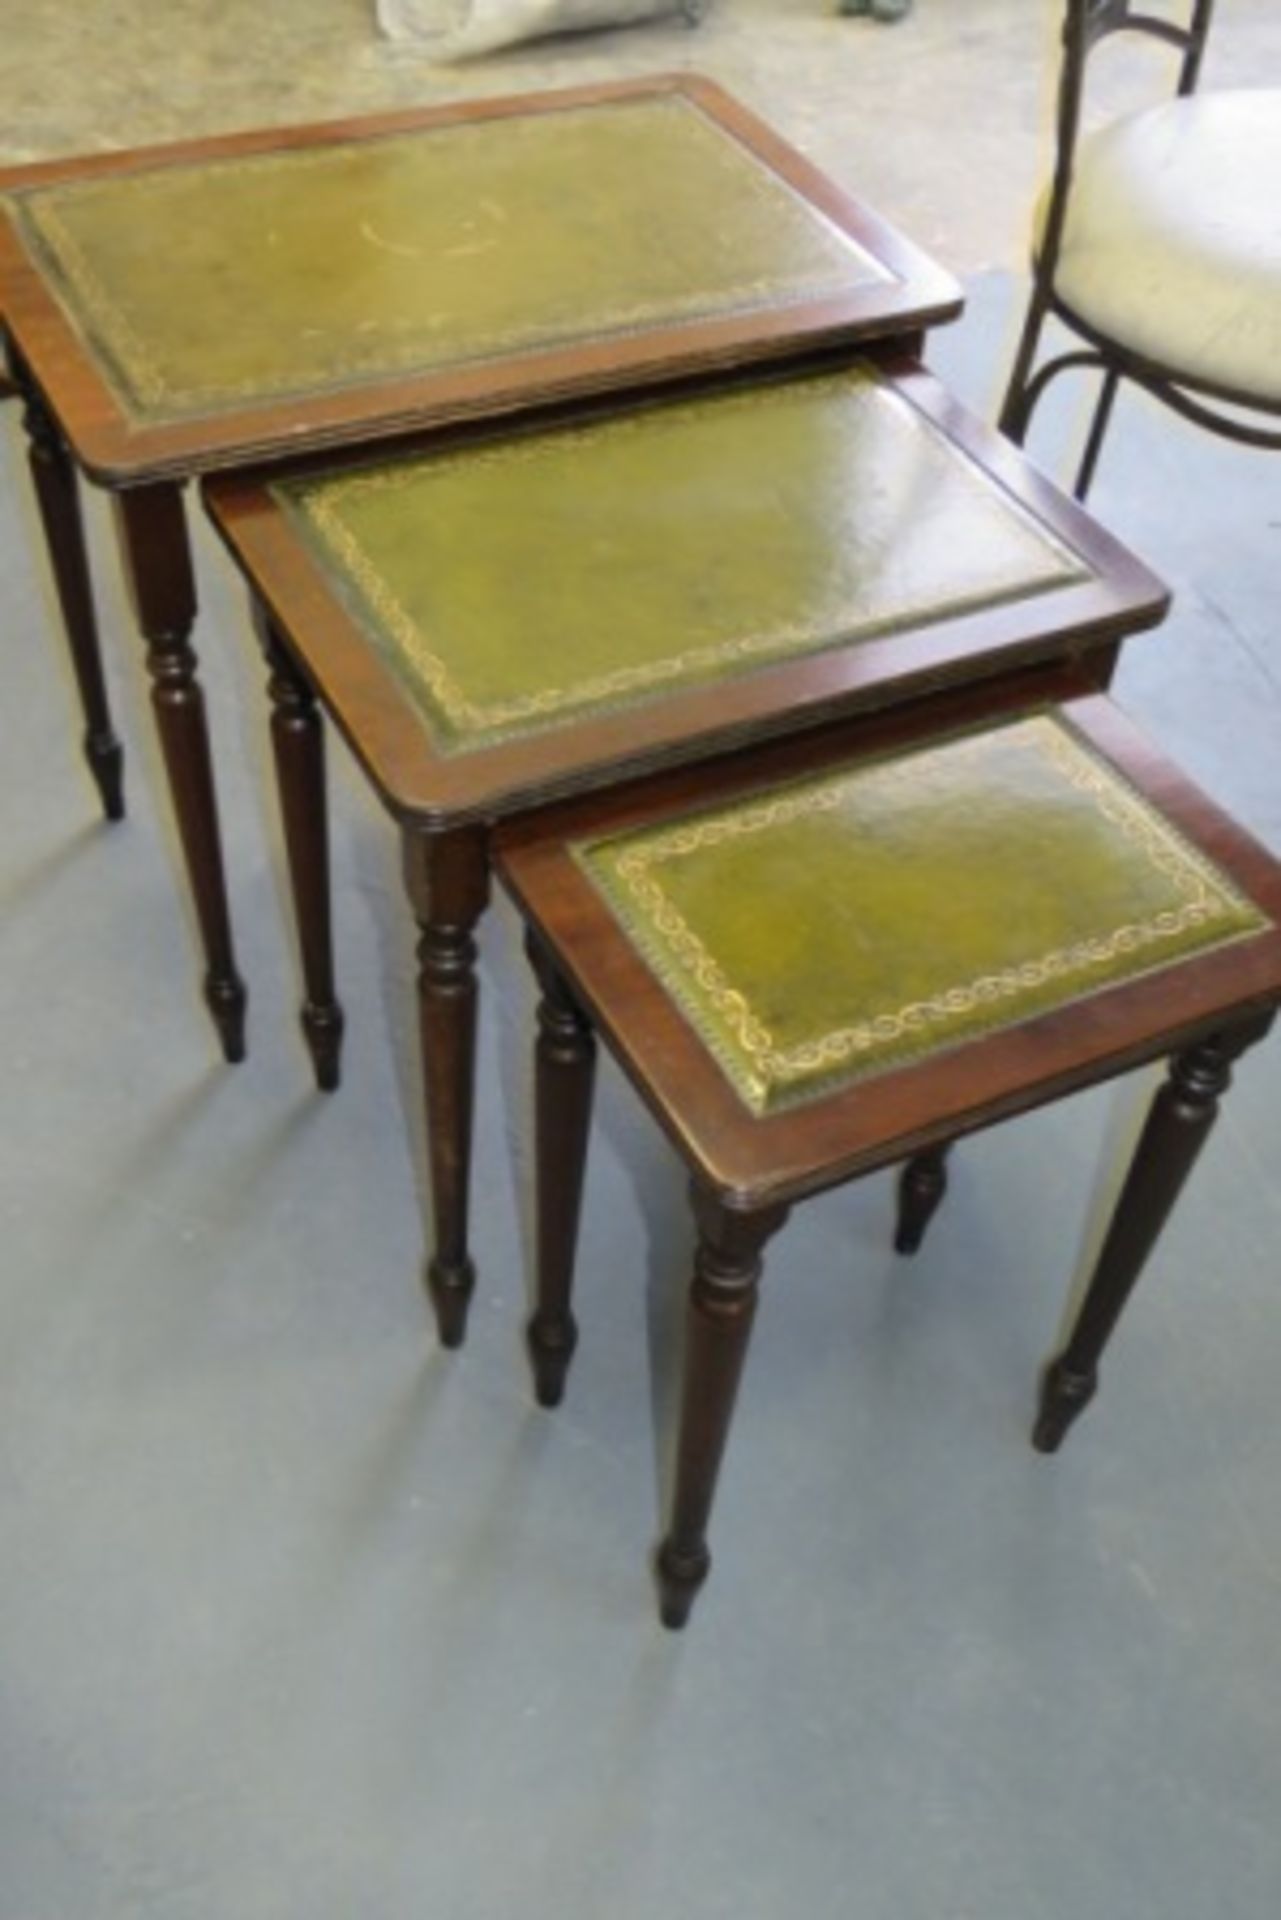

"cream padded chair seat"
[1046,89,1281,403]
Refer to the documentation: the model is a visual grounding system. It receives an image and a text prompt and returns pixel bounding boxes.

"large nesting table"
[0,74,957,1059]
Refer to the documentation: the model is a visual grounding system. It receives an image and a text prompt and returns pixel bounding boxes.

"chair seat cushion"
[576,710,1267,1114]
[1047,90,1281,404]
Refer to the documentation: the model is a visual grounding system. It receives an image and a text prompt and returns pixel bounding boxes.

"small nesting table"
[0,74,957,1059]
[495,678,1281,1625]
[204,357,1166,1341]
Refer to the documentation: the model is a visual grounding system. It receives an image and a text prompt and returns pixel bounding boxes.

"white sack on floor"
[376,0,700,63]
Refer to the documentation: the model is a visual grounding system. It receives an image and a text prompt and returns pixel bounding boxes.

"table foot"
[302,1002,345,1092]
[206,973,248,1064]
[429,1257,476,1350]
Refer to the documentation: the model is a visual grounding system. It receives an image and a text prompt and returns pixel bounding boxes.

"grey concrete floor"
[3,7,1281,1920]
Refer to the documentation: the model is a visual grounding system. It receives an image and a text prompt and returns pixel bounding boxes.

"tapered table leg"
[113,482,246,1062]
[402,825,491,1348]
[1034,1014,1274,1453]
[527,937,597,1408]
[657,1188,789,1629]
[894,1142,952,1254]
[16,373,124,821]
[258,610,344,1090]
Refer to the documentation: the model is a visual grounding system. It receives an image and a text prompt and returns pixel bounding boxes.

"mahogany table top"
[497,679,1281,1204]
[204,356,1169,827]
[0,74,960,485]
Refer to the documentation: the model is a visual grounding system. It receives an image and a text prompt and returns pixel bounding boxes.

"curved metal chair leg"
[997,292,1054,444]
[1073,367,1120,501]
[1001,343,1112,458]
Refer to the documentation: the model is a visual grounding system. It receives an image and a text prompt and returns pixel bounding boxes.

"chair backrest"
[1040,1,1217,274]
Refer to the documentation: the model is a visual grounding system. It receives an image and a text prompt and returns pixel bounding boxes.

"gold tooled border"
[14,96,888,423]
[577,713,1270,1114]
[281,372,1088,755]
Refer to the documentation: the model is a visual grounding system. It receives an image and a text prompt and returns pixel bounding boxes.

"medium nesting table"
[496,676,1281,1624]
[204,355,1166,1340]
[0,72,957,1058]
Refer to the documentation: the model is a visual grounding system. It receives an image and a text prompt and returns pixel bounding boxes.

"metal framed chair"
[999,0,1281,499]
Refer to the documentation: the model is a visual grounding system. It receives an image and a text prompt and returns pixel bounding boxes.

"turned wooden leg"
[113,483,246,1062]
[402,826,491,1349]
[258,608,344,1091]
[527,936,597,1408]
[15,370,124,821]
[894,1143,952,1254]
[657,1188,789,1629]
[1034,1014,1274,1453]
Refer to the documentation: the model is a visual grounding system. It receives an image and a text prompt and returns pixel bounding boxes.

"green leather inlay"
[278,368,1088,755]
[577,713,1269,1114]
[13,96,888,423]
